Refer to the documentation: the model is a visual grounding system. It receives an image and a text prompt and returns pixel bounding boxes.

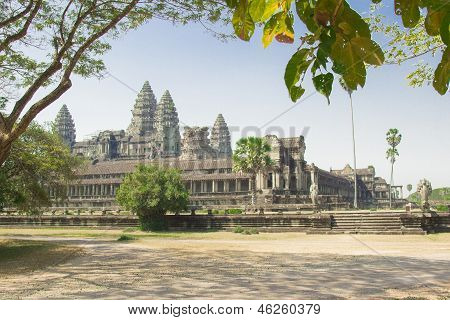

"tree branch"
[10,0,139,144]
[59,0,74,43]
[385,44,445,65]
[0,0,42,53]
[0,0,34,29]
[7,2,97,127]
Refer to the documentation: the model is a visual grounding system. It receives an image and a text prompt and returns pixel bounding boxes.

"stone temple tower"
[126,81,157,136]
[210,114,232,158]
[154,90,181,156]
[54,104,76,149]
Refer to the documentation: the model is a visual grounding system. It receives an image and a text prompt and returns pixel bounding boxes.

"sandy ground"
[0,231,449,299]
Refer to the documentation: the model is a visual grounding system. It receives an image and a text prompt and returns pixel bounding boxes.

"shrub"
[435,205,449,212]
[117,235,136,241]
[116,165,189,231]
[233,226,244,233]
[228,208,243,214]
[248,228,259,234]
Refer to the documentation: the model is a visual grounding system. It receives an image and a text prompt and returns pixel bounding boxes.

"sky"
[33,2,449,190]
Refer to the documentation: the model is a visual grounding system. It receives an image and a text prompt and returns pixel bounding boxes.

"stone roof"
[78,158,234,175]
[331,164,375,176]
[77,172,249,184]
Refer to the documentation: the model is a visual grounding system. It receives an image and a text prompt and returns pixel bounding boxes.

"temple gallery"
[53,81,400,209]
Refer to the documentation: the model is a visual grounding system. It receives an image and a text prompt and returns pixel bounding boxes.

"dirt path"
[0,233,449,299]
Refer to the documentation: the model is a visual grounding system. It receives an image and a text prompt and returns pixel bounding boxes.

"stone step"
[307,230,426,235]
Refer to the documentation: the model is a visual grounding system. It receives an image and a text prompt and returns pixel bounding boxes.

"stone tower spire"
[127,81,157,136]
[154,90,181,156]
[54,104,76,149]
[210,113,232,158]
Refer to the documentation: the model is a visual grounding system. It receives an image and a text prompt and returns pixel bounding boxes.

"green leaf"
[284,49,312,88]
[289,86,306,101]
[261,0,283,21]
[314,0,343,27]
[440,11,450,45]
[232,1,255,41]
[226,0,239,8]
[275,13,295,44]
[394,0,420,28]
[285,49,313,101]
[312,73,334,104]
[425,8,445,36]
[336,3,371,38]
[351,37,385,66]
[433,48,449,95]
[296,0,318,32]
[331,34,366,90]
[262,12,282,47]
[249,0,266,22]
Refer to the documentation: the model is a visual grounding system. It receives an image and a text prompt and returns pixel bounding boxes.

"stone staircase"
[309,212,426,234]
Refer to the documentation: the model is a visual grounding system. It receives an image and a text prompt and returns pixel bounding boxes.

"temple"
[52,81,396,210]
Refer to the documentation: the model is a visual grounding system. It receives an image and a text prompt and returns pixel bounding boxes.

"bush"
[228,208,243,214]
[139,214,167,231]
[117,235,136,241]
[116,165,189,231]
[233,226,244,233]
[435,205,449,212]
[248,228,259,234]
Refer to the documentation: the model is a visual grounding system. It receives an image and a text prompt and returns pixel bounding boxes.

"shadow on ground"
[0,239,449,299]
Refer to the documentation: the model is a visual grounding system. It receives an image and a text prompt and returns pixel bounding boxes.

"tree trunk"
[251,175,256,206]
[389,159,394,209]
[0,141,12,166]
[349,94,358,209]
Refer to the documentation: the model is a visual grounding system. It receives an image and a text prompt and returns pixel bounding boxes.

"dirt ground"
[0,230,449,300]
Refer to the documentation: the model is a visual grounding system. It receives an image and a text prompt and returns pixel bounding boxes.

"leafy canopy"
[232,136,273,175]
[369,4,445,88]
[116,164,189,217]
[226,0,449,102]
[0,121,83,212]
[386,128,402,163]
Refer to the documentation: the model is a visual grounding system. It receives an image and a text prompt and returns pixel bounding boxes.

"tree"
[369,4,445,88]
[340,78,358,208]
[116,165,189,231]
[386,128,402,209]
[232,136,273,206]
[0,121,83,213]
[225,0,449,103]
[0,0,228,166]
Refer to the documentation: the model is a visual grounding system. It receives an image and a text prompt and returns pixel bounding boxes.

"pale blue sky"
[35,3,449,189]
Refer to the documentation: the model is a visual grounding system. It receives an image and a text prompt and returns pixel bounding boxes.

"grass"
[0,240,82,276]
[117,234,136,241]
[233,226,259,235]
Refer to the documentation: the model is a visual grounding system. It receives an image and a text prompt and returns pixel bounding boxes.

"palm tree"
[386,128,402,209]
[340,78,358,209]
[232,137,273,206]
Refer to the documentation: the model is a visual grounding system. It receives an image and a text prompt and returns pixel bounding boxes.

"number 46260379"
[257,303,320,315]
